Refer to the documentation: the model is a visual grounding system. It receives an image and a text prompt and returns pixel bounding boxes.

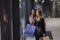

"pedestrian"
[34,10,46,40]
[26,9,36,24]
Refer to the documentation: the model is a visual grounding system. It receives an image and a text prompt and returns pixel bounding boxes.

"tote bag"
[25,24,36,37]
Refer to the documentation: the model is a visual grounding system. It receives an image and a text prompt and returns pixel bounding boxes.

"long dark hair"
[30,9,36,18]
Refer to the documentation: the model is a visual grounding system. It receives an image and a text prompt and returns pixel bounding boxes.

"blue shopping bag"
[25,24,36,37]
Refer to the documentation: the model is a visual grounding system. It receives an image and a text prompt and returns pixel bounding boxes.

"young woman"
[34,10,46,40]
[26,9,36,24]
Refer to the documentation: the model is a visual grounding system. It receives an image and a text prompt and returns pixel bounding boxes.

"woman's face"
[31,10,35,15]
[36,10,40,16]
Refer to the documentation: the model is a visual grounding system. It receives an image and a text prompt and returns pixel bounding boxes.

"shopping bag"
[24,24,36,37]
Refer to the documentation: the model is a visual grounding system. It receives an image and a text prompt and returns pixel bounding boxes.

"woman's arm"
[42,18,46,34]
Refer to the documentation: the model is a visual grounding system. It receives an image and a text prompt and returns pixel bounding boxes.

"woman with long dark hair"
[26,9,36,24]
[35,10,46,40]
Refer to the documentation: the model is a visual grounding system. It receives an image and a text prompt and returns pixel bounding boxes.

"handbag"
[25,24,36,37]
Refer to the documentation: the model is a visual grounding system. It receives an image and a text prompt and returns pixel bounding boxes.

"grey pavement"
[45,18,60,40]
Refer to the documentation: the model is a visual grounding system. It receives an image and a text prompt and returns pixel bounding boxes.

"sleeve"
[42,18,46,34]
